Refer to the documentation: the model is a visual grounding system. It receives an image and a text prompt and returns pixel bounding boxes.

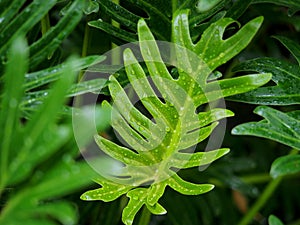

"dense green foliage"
[0,0,299,225]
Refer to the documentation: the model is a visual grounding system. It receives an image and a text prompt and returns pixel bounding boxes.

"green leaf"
[232,106,300,149]
[270,155,300,178]
[29,0,84,69]
[8,57,77,184]
[252,0,300,15]
[19,201,77,225]
[0,37,110,225]
[194,16,264,70]
[0,0,27,32]
[81,7,271,222]
[81,176,133,202]
[83,0,99,14]
[273,36,300,65]
[172,10,271,105]
[0,0,57,57]
[196,0,223,12]
[225,0,253,20]
[230,57,300,105]
[21,78,107,110]
[168,174,214,195]
[81,11,270,224]
[88,19,137,43]
[0,36,28,189]
[269,215,284,225]
[24,55,105,91]
[91,0,233,42]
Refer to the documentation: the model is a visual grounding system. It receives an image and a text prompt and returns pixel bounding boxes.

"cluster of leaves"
[1,0,299,225]
[0,1,110,224]
[82,0,300,224]
[81,11,271,224]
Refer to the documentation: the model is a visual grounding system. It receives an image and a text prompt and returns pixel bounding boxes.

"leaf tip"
[80,192,92,201]
[231,125,244,135]
[251,16,264,27]
[138,18,147,27]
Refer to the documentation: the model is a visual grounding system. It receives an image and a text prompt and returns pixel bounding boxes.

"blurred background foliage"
[0,0,299,225]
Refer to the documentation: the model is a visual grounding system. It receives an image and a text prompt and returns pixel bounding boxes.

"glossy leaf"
[172,10,271,99]
[19,201,77,225]
[273,36,300,65]
[0,36,28,189]
[90,0,233,42]
[232,106,300,149]
[8,58,77,185]
[230,57,300,105]
[21,78,107,110]
[0,0,27,31]
[0,0,57,57]
[269,215,284,225]
[83,0,99,14]
[29,0,84,69]
[81,11,270,224]
[270,155,300,178]
[0,37,108,225]
[226,0,253,19]
[24,55,105,91]
[252,0,300,15]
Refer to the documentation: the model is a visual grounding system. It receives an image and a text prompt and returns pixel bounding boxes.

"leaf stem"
[240,173,271,184]
[111,0,121,65]
[238,149,298,225]
[237,176,282,225]
[79,15,91,81]
[138,206,151,225]
[41,13,51,36]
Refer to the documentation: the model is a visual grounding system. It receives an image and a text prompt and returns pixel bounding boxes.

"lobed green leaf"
[232,106,300,149]
[230,36,300,105]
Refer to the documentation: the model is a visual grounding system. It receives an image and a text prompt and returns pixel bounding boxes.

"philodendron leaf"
[270,155,300,178]
[232,106,300,150]
[0,37,107,225]
[0,0,57,57]
[173,9,259,69]
[252,0,300,15]
[269,215,284,225]
[81,12,270,225]
[89,0,232,42]
[29,0,85,69]
[273,36,300,65]
[229,36,300,105]
[172,10,271,100]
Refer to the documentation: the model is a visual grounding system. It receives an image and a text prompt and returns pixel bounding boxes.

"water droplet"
[0,18,4,23]
[165,127,170,132]
[82,195,92,200]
